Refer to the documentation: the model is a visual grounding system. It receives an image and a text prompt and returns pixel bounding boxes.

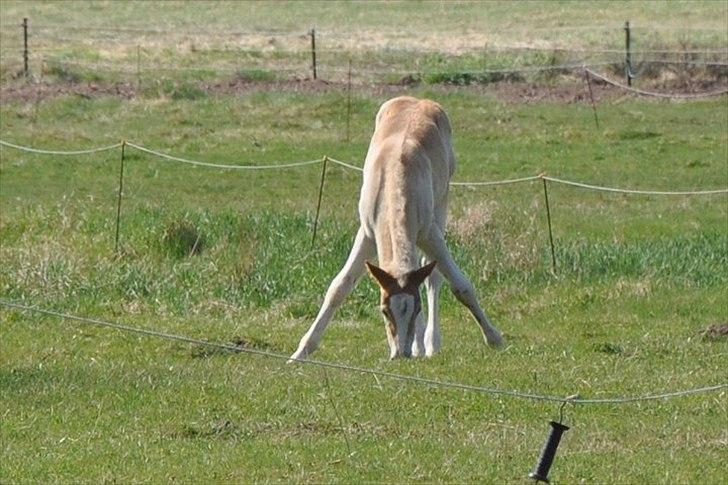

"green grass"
[1,1,726,84]
[1,85,726,482]
[1,2,727,482]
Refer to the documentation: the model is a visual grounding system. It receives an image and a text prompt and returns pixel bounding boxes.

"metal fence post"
[541,177,557,273]
[114,141,127,253]
[23,18,29,78]
[311,156,328,247]
[584,69,600,129]
[310,27,317,80]
[624,21,632,86]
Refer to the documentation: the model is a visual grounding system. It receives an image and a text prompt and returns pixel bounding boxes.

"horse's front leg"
[419,226,504,349]
[289,226,375,362]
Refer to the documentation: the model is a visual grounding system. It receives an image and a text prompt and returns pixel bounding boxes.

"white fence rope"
[124,142,324,170]
[543,176,728,195]
[2,300,726,405]
[451,175,541,187]
[3,140,727,195]
[585,68,728,98]
[326,157,363,172]
[0,139,123,155]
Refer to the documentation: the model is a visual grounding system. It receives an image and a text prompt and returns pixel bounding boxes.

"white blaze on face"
[383,293,416,358]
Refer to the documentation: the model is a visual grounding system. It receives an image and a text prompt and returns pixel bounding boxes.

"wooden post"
[22,18,29,78]
[624,21,632,86]
[310,27,317,80]
[114,141,126,254]
[542,177,557,273]
[346,59,352,142]
[584,69,600,129]
[311,156,328,247]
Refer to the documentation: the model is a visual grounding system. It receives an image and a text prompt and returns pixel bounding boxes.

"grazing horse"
[290,96,504,360]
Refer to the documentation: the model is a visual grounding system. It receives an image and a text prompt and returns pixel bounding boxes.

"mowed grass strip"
[1,87,726,482]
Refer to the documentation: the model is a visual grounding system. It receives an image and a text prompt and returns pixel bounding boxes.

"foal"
[290,96,504,360]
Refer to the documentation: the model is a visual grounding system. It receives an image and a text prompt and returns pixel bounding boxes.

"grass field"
[1,1,726,84]
[2,2,728,484]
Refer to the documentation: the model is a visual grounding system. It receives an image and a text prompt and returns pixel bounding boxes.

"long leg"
[421,185,448,357]
[421,255,443,356]
[419,226,504,348]
[289,226,375,361]
[411,311,426,357]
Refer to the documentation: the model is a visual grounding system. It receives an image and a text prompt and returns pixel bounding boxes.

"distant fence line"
[3,18,727,84]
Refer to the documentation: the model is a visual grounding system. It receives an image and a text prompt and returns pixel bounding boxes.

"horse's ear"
[404,260,437,290]
[366,261,398,293]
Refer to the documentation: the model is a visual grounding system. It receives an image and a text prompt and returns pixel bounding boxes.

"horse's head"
[366,260,436,359]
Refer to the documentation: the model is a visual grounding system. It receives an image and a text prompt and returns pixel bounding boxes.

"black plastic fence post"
[22,18,29,78]
[114,141,127,254]
[311,156,328,247]
[542,177,557,273]
[310,27,317,80]
[624,21,632,86]
[529,421,570,483]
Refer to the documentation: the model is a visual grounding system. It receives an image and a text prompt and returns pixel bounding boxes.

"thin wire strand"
[2,300,725,405]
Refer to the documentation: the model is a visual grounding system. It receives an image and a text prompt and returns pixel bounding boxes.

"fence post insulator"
[529,420,570,483]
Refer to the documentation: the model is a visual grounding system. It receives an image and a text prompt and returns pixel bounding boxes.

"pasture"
[1,1,727,483]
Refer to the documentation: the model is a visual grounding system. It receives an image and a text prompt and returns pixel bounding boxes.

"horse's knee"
[451,280,475,304]
[326,275,354,306]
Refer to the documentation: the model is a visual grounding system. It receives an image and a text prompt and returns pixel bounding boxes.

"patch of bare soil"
[700,323,728,342]
[0,81,137,104]
[1,74,725,105]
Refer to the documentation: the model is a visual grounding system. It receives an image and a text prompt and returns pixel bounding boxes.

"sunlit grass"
[1,84,726,482]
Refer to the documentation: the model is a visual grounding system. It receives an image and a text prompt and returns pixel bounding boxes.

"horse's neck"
[366,161,422,279]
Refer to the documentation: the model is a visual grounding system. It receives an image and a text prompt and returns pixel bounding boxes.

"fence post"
[584,69,600,129]
[624,21,632,86]
[114,141,127,254]
[541,177,557,273]
[346,58,352,142]
[311,156,328,247]
[310,27,317,80]
[22,18,29,78]
[136,45,141,88]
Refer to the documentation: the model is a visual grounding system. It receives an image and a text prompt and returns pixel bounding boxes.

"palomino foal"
[290,96,504,360]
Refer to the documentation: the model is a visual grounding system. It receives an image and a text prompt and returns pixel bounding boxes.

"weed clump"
[163,220,204,258]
